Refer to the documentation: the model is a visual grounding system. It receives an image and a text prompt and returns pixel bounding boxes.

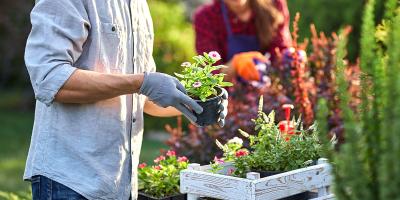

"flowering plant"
[175,51,233,101]
[210,96,328,177]
[138,150,189,198]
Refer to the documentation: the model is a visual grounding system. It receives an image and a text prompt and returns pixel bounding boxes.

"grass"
[0,109,167,195]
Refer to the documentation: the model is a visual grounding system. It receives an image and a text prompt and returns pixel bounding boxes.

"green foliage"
[148,0,196,75]
[138,150,188,198]
[174,52,232,101]
[320,1,400,199]
[0,191,31,200]
[213,97,323,177]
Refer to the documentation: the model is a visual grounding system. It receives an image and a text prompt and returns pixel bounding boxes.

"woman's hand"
[230,51,269,81]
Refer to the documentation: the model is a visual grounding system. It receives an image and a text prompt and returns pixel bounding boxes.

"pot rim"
[194,87,224,103]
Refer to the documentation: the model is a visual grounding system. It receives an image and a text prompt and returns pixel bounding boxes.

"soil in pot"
[194,87,224,127]
[138,191,187,200]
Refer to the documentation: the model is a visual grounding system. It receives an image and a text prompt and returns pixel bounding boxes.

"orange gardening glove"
[232,51,268,81]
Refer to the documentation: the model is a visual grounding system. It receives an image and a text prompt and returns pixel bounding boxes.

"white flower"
[228,137,243,145]
[192,81,202,88]
[181,62,191,67]
[208,51,221,61]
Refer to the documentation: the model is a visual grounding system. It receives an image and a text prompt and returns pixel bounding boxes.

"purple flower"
[208,51,221,61]
[213,156,225,164]
[193,81,202,88]
[181,62,191,67]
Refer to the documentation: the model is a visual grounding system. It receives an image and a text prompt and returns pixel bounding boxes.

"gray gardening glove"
[139,72,203,123]
[218,88,228,127]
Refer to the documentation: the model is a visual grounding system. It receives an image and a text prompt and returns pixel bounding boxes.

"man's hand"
[232,51,268,81]
[139,72,203,123]
[218,88,228,127]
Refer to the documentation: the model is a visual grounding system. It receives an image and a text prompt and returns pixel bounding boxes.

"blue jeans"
[31,175,88,200]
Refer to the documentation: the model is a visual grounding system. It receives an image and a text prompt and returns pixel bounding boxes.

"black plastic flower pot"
[138,191,187,200]
[194,87,224,127]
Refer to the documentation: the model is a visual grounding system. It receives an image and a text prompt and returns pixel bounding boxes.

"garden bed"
[180,159,333,200]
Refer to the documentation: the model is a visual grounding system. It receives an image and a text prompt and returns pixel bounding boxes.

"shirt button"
[132,118,136,123]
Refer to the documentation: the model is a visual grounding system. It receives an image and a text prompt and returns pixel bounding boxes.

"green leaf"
[174,73,185,79]
[220,82,233,87]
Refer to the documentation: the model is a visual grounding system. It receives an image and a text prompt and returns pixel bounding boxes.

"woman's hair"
[249,0,284,50]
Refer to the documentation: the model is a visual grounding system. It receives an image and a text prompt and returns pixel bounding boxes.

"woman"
[194,0,292,81]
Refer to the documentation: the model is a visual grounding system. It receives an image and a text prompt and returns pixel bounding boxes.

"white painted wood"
[318,186,329,197]
[188,163,201,170]
[181,159,334,200]
[310,194,335,200]
[187,194,200,200]
[317,158,329,164]
[246,172,261,180]
[181,170,253,200]
[253,163,332,199]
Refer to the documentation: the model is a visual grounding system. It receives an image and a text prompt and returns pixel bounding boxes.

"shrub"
[318,1,400,199]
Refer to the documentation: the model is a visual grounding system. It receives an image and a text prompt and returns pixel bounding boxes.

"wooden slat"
[253,163,332,200]
[180,170,253,200]
[181,162,333,200]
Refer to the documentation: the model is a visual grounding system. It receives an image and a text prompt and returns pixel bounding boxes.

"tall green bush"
[318,0,400,199]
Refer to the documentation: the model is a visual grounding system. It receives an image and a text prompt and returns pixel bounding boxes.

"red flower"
[153,165,162,170]
[278,121,295,135]
[138,163,147,169]
[235,149,249,158]
[166,150,176,157]
[177,156,188,163]
[154,156,166,163]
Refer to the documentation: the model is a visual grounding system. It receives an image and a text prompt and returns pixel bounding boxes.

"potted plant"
[138,150,189,200]
[207,97,328,199]
[175,51,233,126]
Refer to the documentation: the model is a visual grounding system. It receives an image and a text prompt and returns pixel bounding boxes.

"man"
[24,0,227,199]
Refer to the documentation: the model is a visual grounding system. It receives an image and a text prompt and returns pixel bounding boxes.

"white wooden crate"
[180,158,334,200]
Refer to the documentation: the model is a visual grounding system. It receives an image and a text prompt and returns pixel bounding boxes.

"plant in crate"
[213,97,326,177]
[138,150,189,200]
[174,51,233,126]
[205,97,335,200]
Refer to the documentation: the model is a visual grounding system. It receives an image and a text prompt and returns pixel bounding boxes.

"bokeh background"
[0,0,386,197]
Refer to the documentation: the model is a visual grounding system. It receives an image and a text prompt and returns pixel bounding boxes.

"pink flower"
[166,150,176,157]
[181,62,191,67]
[177,156,188,163]
[153,165,162,170]
[138,163,147,169]
[213,156,225,164]
[227,168,235,175]
[193,81,202,88]
[208,51,221,61]
[154,155,165,163]
[235,149,249,158]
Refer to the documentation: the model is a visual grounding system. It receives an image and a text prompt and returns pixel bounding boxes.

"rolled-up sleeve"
[25,0,89,106]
